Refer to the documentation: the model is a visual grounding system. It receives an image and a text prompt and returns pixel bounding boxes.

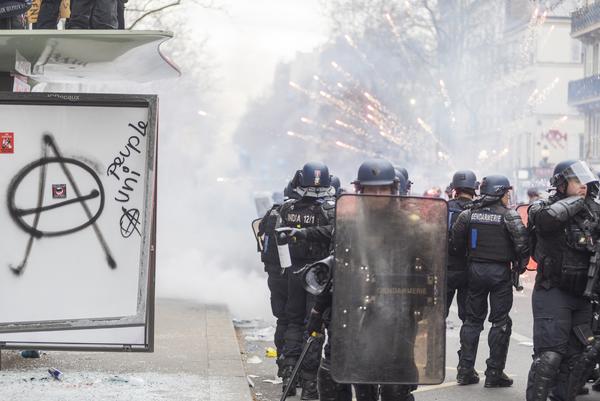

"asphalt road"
[239,270,600,401]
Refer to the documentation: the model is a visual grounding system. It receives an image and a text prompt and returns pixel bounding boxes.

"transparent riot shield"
[252,218,263,251]
[331,194,447,385]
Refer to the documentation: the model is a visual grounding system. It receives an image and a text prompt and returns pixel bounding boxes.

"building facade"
[569,0,600,168]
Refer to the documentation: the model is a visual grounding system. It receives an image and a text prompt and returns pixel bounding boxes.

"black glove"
[306,309,323,334]
[275,227,307,240]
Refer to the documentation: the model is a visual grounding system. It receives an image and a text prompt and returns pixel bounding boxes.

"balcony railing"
[568,74,600,106]
[572,1,600,38]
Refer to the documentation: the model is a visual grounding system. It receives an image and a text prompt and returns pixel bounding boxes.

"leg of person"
[485,263,513,387]
[90,0,117,28]
[455,269,469,323]
[526,287,572,401]
[354,384,379,401]
[36,0,61,28]
[446,270,458,319]
[66,0,94,28]
[318,365,352,401]
[457,263,488,384]
[318,331,352,401]
[552,296,593,401]
[267,270,289,377]
[380,384,416,401]
[300,292,325,400]
[281,266,308,395]
[116,0,124,28]
[450,269,469,370]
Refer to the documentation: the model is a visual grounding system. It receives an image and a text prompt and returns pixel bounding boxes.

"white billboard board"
[0,93,157,351]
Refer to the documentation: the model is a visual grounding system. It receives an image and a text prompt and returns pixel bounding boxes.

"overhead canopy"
[0,30,180,83]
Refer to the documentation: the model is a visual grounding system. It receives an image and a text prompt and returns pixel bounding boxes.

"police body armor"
[467,203,516,263]
[530,196,597,295]
[280,196,335,263]
[448,198,470,270]
[258,204,283,271]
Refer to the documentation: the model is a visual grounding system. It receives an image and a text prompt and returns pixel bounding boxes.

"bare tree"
[125,0,222,29]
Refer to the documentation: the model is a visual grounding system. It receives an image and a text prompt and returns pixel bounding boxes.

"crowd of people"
[0,0,125,29]
[255,158,600,401]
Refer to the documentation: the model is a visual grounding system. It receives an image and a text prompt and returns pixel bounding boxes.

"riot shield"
[252,218,263,251]
[516,204,537,270]
[331,194,447,385]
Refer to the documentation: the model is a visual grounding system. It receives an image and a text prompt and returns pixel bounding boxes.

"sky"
[195,0,330,120]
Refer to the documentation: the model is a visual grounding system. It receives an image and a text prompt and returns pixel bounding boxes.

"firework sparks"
[528,77,559,107]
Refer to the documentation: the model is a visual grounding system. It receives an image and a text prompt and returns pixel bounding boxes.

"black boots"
[281,366,297,397]
[300,374,319,400]
[484,369,513,387]
[457,367,480,385]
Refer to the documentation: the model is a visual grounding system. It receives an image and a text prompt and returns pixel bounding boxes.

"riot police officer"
[309,158,417,401]
[394,167,414,195]
[330,175,345,197]
[447,170,479,323]
[526,160,600,401]
[277,161,336,400]
[256,176,299,380]
[452,175,529,387]
[394,167,411,196]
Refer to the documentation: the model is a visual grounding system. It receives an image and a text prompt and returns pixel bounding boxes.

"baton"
[280,332,320,401]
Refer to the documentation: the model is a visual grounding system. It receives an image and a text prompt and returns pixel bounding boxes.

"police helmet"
[353,158,398,187]
[330,175,341,191]
[395,166,413,192]
[299,162,330,188]
[451,170,479,190]
[396,167,409,181]
[479,175,512,196]
[394,168,409,195]
[550,160,598,191]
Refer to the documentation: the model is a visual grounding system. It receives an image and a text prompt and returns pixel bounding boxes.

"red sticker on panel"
[0,132,14,154]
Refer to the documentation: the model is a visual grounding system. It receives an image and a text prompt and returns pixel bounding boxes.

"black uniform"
[526,195,598,401]
[314,293,380,401]
[452,197,529,381]
[257,203,289,376]
[447,196,472,322]
[279,195,335,387]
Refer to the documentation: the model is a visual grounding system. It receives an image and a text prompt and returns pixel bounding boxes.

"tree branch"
[422,0,445,39]
[128,0,181,29]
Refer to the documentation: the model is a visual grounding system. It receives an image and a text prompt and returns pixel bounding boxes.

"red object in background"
[0,132,14,154]
[516,204,537,271]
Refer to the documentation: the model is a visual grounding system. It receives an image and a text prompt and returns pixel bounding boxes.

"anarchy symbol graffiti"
[7,133,116,275]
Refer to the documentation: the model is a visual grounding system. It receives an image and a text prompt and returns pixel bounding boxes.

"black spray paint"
[6,133,116,275]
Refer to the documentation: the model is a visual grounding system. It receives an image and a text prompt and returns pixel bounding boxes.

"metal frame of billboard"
[0,92,157,352]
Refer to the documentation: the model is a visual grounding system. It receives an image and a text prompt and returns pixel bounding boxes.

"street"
[239,270,600,401]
